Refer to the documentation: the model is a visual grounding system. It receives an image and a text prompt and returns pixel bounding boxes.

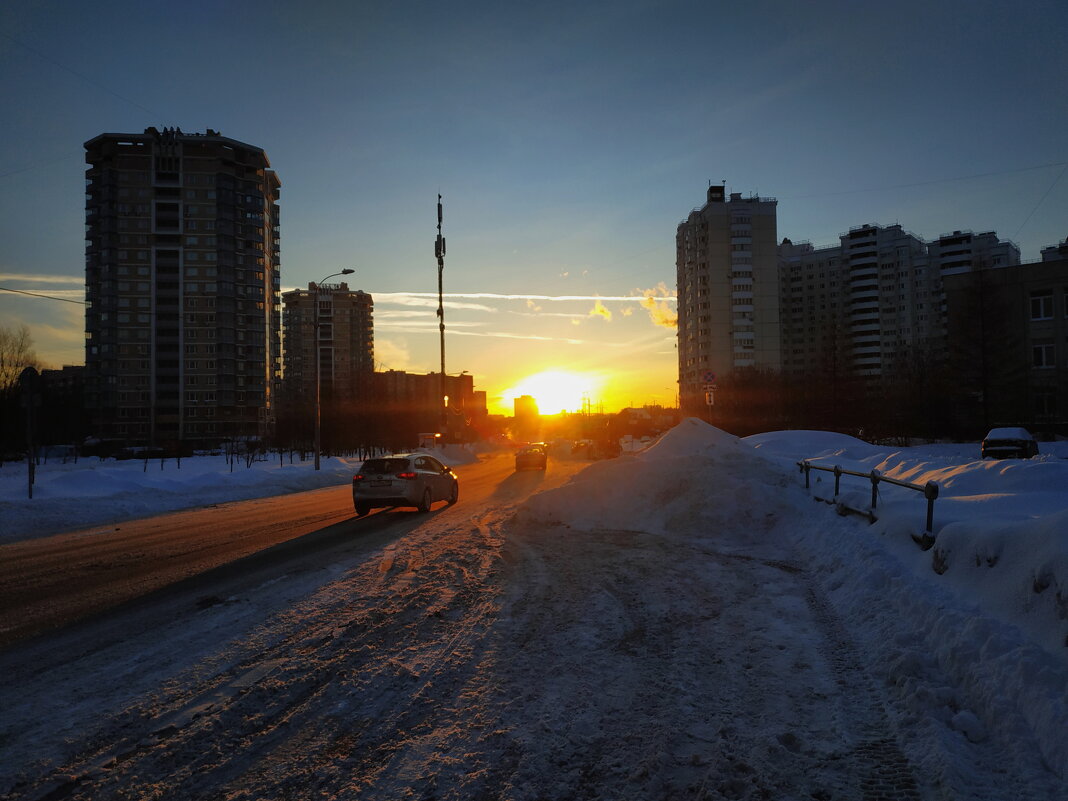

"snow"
[983,426,1036,441]
[2,420,1067,798]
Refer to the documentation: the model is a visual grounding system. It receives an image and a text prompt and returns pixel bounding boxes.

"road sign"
[702,370,716,383]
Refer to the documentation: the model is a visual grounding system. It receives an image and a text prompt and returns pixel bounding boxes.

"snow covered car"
[515,443,547,471]
[352,453,458,516]
[980,427,1039,459]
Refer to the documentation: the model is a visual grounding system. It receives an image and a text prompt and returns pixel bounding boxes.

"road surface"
[0,451,551,648]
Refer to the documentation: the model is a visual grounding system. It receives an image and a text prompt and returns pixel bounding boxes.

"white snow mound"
[520,418,792,535]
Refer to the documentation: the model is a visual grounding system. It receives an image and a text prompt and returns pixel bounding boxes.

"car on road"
[980,427,1039,459]
[515,443,548,471]
[352,453,458,516]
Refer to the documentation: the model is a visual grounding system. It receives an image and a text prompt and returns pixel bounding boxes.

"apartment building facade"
[778,226,1022,380]
[84,127,281,447]
[281,282,374,402]
[943,255,1068,430]
[676,186,780,410]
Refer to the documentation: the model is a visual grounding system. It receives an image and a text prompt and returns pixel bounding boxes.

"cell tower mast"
[435,195,446,430]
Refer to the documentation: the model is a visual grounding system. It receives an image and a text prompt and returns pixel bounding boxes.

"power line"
[1014,163,1068,240]
[2,32,161,118]
[0,152,83,181]
[0,286,86,305]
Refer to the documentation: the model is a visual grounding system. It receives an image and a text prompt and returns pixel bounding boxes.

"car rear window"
[360,458,409,474]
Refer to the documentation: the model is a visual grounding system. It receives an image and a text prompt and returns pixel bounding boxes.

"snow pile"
[520,417,795,536]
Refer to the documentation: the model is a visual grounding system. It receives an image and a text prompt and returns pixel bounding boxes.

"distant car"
[352,453,458,516]
[981,427,1039,459]
[515,443,548,471]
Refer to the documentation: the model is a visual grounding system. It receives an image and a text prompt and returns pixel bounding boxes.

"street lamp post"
[314,268,354,470]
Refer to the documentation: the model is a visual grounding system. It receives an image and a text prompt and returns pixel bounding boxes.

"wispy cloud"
[376,319,485,329]
[0,273,82,285]
[375,294,498,312]
[375,292,676,304]
[379,325,596,345]
[508,310,586,320]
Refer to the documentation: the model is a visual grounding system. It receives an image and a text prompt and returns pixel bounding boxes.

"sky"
[1,0,1066,414]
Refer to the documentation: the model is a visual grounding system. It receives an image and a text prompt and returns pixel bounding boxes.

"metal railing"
[798,459,939,539]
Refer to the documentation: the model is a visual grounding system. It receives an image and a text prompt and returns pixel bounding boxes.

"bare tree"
[0,323,40,392]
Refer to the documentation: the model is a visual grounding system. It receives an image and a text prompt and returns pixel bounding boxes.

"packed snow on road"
[1,419,1066,800]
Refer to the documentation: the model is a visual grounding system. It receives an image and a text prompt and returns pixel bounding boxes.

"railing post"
[870,469,880,511]
[833,465,842,497]
[924,481,939,533]
[801,461,811,489]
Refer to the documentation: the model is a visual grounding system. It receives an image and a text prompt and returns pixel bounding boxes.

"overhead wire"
[0,286,86,305]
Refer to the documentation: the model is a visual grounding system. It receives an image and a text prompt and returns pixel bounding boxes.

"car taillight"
[353,474,364,482]
[396,471,417,480]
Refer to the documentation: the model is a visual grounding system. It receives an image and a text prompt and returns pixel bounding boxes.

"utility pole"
[436,194,447,432]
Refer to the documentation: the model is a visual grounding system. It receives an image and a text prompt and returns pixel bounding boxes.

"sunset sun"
[502,370,599,415]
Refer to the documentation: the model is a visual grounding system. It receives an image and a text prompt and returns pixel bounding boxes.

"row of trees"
[0,324,42,460]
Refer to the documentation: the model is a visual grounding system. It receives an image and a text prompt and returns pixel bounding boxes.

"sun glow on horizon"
[499,370,601,415]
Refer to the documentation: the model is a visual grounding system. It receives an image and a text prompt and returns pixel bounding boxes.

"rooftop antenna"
[435,194,447,431]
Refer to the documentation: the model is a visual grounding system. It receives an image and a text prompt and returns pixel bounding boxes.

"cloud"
[377,294,497,312]
[636,283,678,328]
[0,273,83,285]
[374,337,411,371]
[376,292,676,304]
[376,320,485,329]
[588,298,612,321]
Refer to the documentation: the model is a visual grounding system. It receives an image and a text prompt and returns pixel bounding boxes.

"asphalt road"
[0,451,569,650]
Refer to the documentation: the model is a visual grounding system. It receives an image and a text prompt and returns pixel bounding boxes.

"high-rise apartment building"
[281,282,374,401]
[676,186,780,409]
[778,239,846,378]
[929,230,1020,276]
[779,226,1020,380]
[84,127,281,446]
[838,223,938,376]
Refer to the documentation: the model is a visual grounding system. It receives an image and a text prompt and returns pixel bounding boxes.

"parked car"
[515,443,548,471]
[980,427,1039,459]
[352,453,458,516]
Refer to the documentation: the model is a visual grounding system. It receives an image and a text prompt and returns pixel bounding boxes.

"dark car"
[352,453,458,516]
[980,427,1039,459]
[515,443,548,471]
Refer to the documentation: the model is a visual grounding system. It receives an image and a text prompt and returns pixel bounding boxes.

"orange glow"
[500,370,600,415]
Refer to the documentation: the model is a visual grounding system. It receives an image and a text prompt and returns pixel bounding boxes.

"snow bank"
[520,417,795,537]
[520,418,1068,780]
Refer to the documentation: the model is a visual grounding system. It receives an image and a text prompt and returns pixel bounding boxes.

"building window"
[1031,291,1054,320]
[1035,388,1056,419]
[1032,341,1055,369]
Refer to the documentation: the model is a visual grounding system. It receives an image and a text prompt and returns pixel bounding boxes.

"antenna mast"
[435,195,446,431]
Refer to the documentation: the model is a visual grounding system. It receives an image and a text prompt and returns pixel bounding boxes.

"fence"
[797,459,939,546]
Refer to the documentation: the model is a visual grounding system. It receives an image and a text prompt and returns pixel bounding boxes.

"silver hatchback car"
[352,453,458,516]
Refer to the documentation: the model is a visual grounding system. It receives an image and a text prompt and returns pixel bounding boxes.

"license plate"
[370,479,391,487]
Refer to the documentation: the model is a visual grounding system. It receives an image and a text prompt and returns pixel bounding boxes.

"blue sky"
[1,0,1066,412]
